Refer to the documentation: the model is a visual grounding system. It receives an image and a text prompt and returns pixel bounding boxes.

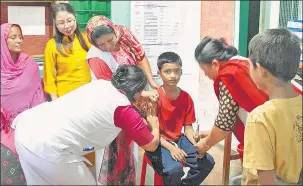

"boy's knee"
[164,163,184,177]
[162,164,184,186]
[205,153,215,166]
[197,153,215,171]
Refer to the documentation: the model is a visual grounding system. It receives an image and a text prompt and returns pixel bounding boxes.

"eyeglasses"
[56,19,76,28]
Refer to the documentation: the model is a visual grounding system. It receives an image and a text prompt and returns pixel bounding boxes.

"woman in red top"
[193,37,269,160]
[85,16,160,185]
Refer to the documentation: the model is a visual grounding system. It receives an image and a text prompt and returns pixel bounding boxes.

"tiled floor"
[136,144,243,185]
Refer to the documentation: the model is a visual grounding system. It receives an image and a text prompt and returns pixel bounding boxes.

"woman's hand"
[194,138,209,159]
[146,113,159,131]
[170,146,188,162]
[149,80,161,89]
[141,90,159,102]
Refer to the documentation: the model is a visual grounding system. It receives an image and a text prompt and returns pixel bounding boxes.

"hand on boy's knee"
[164,163,184,178]
[170,146,187,162]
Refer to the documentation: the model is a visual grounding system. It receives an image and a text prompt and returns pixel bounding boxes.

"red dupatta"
[213,58,269,145]
[86,15,145,65]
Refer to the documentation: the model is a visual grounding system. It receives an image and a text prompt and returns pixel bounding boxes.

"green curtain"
[70,0,111,32]
[278,0,301,28]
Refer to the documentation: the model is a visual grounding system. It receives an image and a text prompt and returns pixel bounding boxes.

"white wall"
[269,1,281,29]
[232,0,240,50]
[111,1,131,27]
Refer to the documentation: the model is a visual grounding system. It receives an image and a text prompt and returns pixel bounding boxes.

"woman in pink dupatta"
[86,16,160,185]
[1,23,46,185]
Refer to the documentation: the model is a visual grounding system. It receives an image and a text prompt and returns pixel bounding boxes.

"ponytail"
[195,36,238,64]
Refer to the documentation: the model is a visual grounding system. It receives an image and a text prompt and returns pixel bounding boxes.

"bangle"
[203,139,211,149]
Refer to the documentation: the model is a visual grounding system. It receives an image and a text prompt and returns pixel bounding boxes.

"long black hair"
[195,37,238,64]
[51,3,89,56]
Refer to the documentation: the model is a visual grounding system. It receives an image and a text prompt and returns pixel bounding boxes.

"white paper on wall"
[8,6,46,35]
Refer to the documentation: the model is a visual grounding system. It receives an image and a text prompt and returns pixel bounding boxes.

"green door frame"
[238,0,260,57]
[238,1,250,57]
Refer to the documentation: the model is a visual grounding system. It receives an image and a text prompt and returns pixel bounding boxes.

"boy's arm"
[160,137,176,151]
[184,125,197,145]
[183,93,197,144]
[258,170,276,185]
[161,137,187,162]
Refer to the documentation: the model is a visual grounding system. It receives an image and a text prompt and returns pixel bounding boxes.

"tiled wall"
[200,1,235,43]
[197,1,235,130]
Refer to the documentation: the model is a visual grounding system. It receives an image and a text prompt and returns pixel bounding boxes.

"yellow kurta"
[43,34,92,97]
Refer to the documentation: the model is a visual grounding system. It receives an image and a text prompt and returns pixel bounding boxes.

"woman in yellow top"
[44,3,91,100]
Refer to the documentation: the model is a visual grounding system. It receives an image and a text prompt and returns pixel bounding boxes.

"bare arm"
[195,81,238,154]
[258,170,276,185]
[138,56,160,89]
[160,137,177,151]
[204,125,231,147]
[184,125,197,145]
[195,125,231,155]
[198,130,211,139]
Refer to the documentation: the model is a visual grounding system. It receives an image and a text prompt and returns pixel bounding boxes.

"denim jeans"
[146,136,215,186]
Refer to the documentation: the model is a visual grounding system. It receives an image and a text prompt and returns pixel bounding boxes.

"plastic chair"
[292,79,302,95]
[140,153,164,185]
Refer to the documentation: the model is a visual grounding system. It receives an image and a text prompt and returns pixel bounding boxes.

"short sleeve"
[243,121,275,170]
[214,81,239,131]
[87,57,113,80]
[43,40,57,94]
[184,94,196,126]
[114,105,154,146]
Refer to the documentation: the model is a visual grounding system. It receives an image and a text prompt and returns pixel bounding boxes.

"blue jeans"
[146,136,215,186]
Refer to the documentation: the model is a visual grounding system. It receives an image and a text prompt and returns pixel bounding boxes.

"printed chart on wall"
[130,1,200,76]
[130,1,201,114]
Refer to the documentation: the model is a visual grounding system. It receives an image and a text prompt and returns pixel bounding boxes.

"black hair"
[90,25,115,46]
[157,51,182,70]
[195,37,238,64]
[249,28,301,82]
[111,65,147,101]
[51,3,89,56]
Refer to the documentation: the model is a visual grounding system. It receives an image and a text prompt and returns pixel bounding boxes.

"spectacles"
[56,19,76,28]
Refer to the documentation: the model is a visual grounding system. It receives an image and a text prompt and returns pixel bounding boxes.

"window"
[70,0,111,32]
[278,0,302,28]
